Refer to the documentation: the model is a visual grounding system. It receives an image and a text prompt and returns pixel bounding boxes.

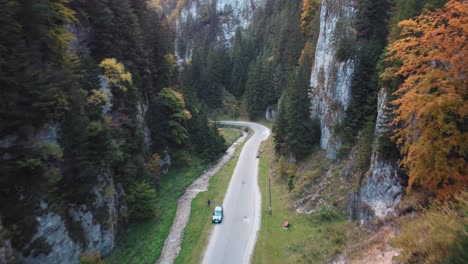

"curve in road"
[203,121,270,264]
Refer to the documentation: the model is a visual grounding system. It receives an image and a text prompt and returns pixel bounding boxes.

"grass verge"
[218,127,242,146]
[253,139,348,264]
[105,158,207,264]
[174,133,248,264]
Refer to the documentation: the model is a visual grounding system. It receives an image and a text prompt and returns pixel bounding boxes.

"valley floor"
[105,128,243,264]
[157,129,247,264]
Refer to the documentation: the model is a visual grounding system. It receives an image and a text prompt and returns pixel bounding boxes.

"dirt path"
[156,131,248,264]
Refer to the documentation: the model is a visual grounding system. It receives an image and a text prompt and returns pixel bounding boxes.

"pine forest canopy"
[0,0,226,254]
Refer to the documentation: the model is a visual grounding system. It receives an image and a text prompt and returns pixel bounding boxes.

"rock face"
[0,219,15,263]
[21,203,81,264]
[215,0,263,41]
[309,0,357,159]
[265,106,276,122]
[348,89,403,223]
[68,170,122,256]
[15,22,127,263]
[360,154,402,219]
[19,169,123,264]
[307,0,402,222]
[175,0,264,60]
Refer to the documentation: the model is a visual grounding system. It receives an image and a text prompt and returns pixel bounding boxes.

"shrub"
[317,207,345,223]
[80,252,104,264]
[127,181,158,221]
[393,192,468,264]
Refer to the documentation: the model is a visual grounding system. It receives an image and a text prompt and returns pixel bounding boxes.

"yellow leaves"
[300,0,320,37]
[87,90,108,105]
[99,58,133,92]
[49,1,76,24]
[145,0,162,12]
[146,153,161,176]
[383,0,468,197]
[182,109,192,120]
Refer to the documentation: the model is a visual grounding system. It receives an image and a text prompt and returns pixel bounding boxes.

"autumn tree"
[156,88,192,146]
[300,0,321,38]
[146,153,161,182]
[382,0,468,197]
[99,58,135,112]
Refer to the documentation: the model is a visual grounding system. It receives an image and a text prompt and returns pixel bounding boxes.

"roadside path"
[156,130,248,264]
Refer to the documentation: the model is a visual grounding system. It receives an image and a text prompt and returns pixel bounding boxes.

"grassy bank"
[253,139,348,264]
[174,134,248,264]
[105,158,207,264]
[218,127,242,146]
[106,131,242,263]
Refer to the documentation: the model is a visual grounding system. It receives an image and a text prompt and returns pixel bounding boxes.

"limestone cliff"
[309,0,357,160]
[308,0,403,222]
[175,0,264,60]
[348,89,403,222]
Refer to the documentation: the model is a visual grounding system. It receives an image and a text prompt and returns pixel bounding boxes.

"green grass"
[174,137,247,264]
[219,127,242,146]
[105,158,208,264]
[105,130,243,264]
[253,140,348,264]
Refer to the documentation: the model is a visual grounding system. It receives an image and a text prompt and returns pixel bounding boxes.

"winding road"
[203,121,270,264]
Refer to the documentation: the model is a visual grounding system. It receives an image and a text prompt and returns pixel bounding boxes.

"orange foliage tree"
[300,0,321,38]
[382,0,468,197]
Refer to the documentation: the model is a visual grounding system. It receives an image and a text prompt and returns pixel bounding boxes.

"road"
[203,121,270,264]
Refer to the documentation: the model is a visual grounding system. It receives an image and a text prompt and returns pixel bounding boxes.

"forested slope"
[0,0,466,263]
[0,1,225,263]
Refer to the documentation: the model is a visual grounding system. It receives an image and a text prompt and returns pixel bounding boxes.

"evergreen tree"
[201,47,224,108]
[272,95,288,153]
[244,60,264,118]
[346,0,392,132]
[229,28,249,97]
[285,69,320,160]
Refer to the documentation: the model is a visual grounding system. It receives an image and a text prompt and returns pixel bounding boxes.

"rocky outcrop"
[137,102,152,149]
[0,219,15,263]
[21,202,81,264]
[348,89,403,223]
[17,22,126,262]
[308,1,403,220]
[265,106,276,122]
[309,0,357,159]
[68,170,123,256]
[175,0,264,60]
[215,0,263,41]
[360,154,402,219]
[360,89,402,219]
[19,170,124,263]
[160,150,172,174]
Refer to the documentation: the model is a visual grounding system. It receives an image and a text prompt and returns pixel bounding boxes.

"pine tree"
[201,47,224,108]
[229,28,247,97]
[272,95,288,153]
[285,69,320,160]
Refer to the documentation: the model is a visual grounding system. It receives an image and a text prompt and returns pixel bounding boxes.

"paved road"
[203,121,270,264]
